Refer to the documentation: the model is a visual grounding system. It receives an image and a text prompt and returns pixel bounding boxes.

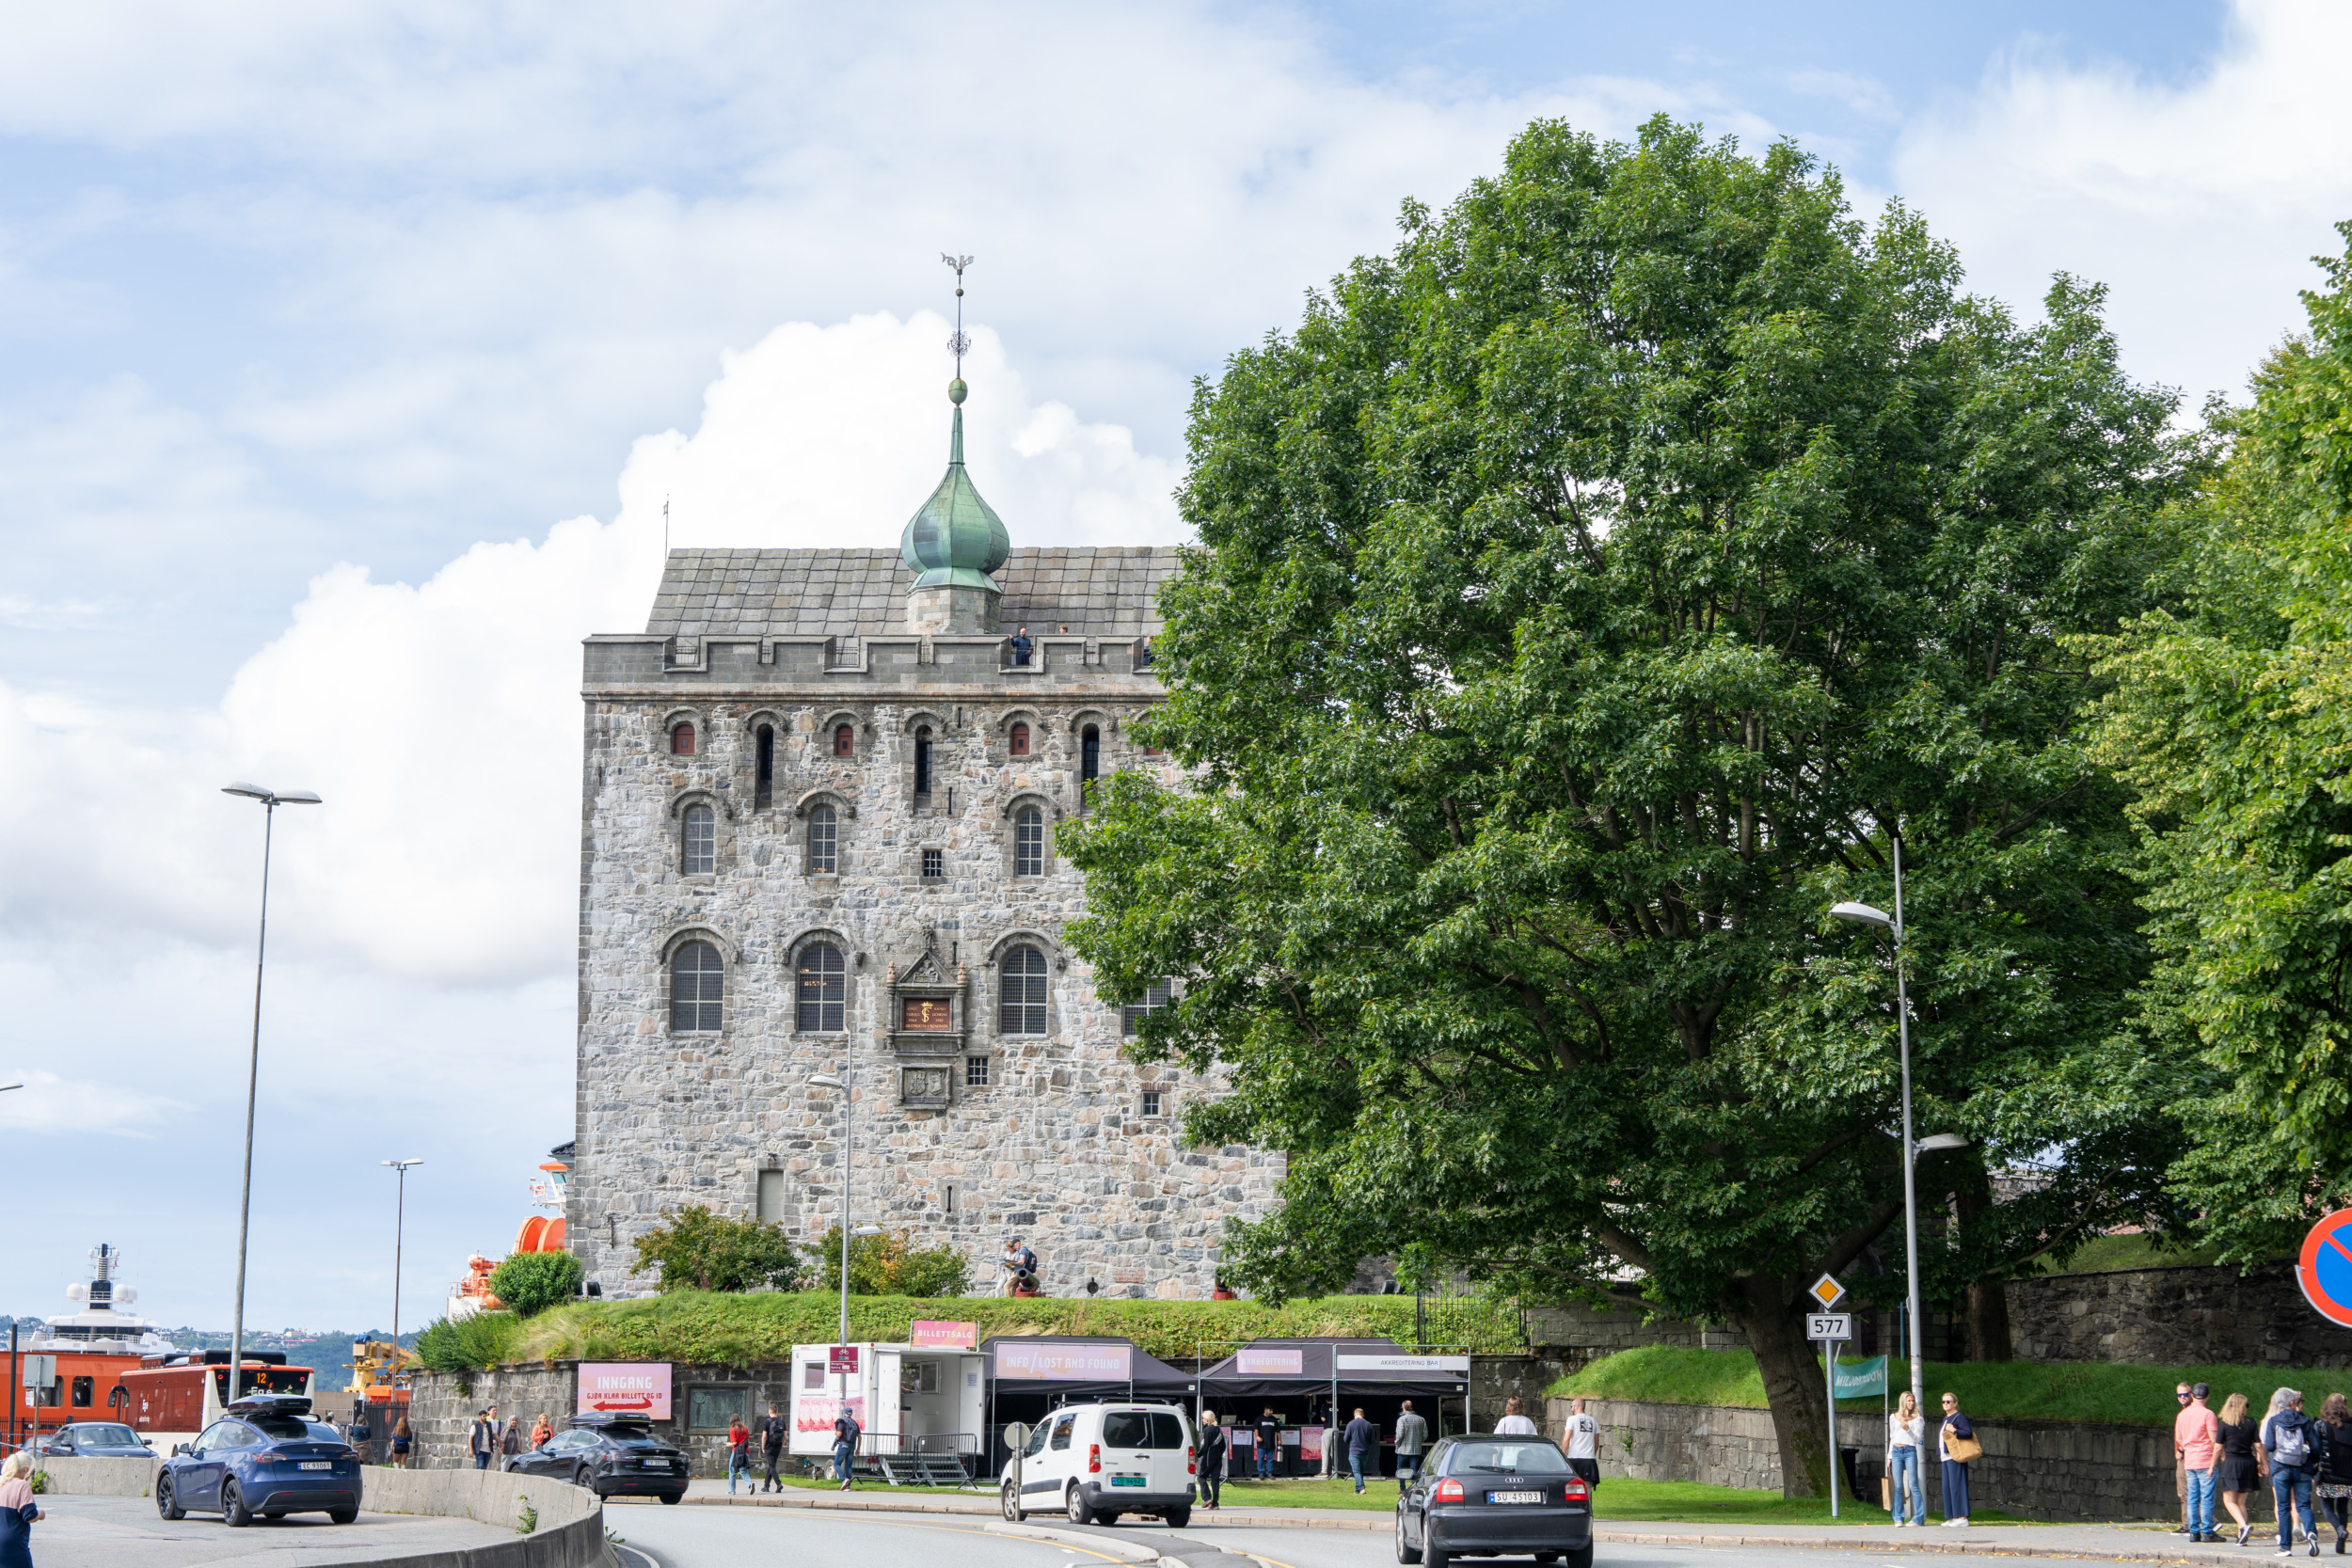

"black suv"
[506,1413,690,1503]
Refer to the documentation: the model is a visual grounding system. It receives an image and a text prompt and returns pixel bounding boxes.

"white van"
[1000,1402,1197,1527]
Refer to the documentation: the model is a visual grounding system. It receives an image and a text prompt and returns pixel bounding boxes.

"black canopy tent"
[1197,1337,1472,1480]
[980,1336,1196,1478]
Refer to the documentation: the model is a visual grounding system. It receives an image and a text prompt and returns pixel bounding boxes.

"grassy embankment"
[1555,1344,2348,1427]
[417,1290,1524,1371]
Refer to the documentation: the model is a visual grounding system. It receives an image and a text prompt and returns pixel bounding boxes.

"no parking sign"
[2297,1209,2352,1327]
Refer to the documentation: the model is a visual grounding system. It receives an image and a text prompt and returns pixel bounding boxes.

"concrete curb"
[986,1519,1168,1561]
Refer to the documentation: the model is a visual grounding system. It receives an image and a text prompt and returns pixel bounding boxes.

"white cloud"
[0,1070,185,1137]
[1896,0,2352,401]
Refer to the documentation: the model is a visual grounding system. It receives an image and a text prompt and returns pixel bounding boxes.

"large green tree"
[2088,226,2352,1261]
[1064,117,2201,1495]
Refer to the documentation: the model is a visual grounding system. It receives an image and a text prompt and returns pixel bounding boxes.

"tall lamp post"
[221,782,322,1418]
[381,1160,423,1382]
[1831,838,1973,1423]
[808,1070,883,1472]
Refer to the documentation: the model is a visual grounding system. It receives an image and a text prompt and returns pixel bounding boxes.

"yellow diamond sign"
[1808,1274,1846,1311]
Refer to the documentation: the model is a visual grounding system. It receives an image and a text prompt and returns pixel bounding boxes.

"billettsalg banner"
[993,1341,1134,1381]
[578,1363,672,1418]
[912,1320,979,1351]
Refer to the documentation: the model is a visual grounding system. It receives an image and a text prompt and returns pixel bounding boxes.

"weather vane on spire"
[942,252,974,385]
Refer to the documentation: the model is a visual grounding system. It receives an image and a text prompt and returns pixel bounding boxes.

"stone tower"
[567,376,1280,1301]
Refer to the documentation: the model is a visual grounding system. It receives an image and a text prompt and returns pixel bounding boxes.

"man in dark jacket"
[759,1402,788,1494]
[1255,1410,1281,1480]
[1197,1414,1228,1510]
[1343,1407,1378,1494]
[469,1409,497,1469]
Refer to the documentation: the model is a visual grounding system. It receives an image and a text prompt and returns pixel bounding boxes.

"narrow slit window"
[914,726,932,795]
[999,945,1048,1036]
[755,724,774,809]
[1081,724,1100,784]
[682,804,716,875]
[1014,806,1044,877]
[834,723,855,757]
[807,804,837,875]
[1009,721,1030,756]
[796,942,847,1032]
[755,1169,786,1223]
[670,941,723,1033]
[671,721,697,755]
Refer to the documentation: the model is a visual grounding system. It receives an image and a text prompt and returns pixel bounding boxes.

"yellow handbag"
[1944,1422,1983,1464]
[1881,1475,1894,1509]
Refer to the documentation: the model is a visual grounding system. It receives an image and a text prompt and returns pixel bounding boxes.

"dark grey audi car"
[1396,1434,1593,1568]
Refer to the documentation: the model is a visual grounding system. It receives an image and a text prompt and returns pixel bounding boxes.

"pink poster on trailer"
[795,1392,869,1434]
[577,1363,672,1418]
[992,1341,1134,1381]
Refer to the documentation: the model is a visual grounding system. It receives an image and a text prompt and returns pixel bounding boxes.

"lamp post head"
[0,1080,21,1092]
[382,1159,423,1171]
[223,783,324,805]
[851,1224,884,1237]
[809,1073,845,1091]
[1915,1132,1969,1155]
[1830,901,1895,931]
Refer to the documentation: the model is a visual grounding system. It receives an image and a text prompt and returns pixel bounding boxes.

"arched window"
[671,721,696,755]
[834,723,855,757]
[671,941,723,1033]
[1014,806,1044,877]
[682,804,715,875]
[1009,721,1030,756]
[914,726,933,795]
[999,945,1048,1035]
[807,803,837,875]
[1081,724,1101,784]
[755,724,774,810]
[797,942,846,1032]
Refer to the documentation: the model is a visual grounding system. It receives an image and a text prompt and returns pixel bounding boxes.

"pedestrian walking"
[1198,1415,1228,1510]
[2265,1386,2322,1557]
[1396,1400,1433,1494]
[2178,1382,2223,1543]
[501,1411,524,1462]
[2178,1381,2197,1534]
[833,1407,863,1492]
[1937,1391,1978,1527]
[1343,1407,1378,1494]
[469,1408,497,1470]
[2220,1393,2266,1545]
[1560,1397,1600,1490]
[1888,1389,1927,1527]
[2315,1394,2352,1553]
[1495,1396,1539,1437]
[391,1415,413,1468]
[1256,1409,1281,1481]
[0,1451,43,1568]
[532,1413,553,1449]
[759,1402,788,1494]
[726,1417,752,1495]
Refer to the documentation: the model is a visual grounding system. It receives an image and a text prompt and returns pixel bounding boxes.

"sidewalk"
[679,1480,2324,1561]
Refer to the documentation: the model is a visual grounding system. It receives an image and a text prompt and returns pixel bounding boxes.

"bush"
[412,1312,524,1374]
[632,1205,803,1293]
[488,1251,584,1317]
[814,1226,972,1297]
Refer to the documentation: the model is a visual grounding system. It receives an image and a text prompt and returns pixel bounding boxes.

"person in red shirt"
[2178,1382,2224,1542]
[727,1417,753,1496]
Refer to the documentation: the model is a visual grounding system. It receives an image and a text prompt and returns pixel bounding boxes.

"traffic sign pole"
[1806,1291,1849,1517]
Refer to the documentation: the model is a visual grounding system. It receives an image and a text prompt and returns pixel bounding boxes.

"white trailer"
[787,1341,986,1471]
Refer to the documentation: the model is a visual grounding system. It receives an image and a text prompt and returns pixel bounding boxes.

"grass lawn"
[1555,1345,2352,1428]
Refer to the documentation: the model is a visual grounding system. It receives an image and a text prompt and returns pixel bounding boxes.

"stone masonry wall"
[574,626,1282,1304]
[1550,1397,2216,1523]
[2008,1262,2352,1369]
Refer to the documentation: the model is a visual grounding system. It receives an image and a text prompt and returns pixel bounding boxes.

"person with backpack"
[2266,1387,2323,1557]
[833,1406,864,1492]
[2315,1394,2352,1553]
[759,1402,788,1494]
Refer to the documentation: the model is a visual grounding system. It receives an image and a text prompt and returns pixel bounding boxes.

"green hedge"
[416,1290,1522,1370]
[1553,1345,2352,1428]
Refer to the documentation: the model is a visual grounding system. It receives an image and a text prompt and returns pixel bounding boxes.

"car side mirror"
[172,1444,190,1457]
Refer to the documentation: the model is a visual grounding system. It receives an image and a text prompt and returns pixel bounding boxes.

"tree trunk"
[1728,1279,1832,1498]
[1966,1277,2012,1363]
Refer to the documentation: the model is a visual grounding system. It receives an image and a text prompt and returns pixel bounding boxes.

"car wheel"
[1067,1484,1097,1526]
[1422,1534,1449,1568]
[572,1465,594,1492]
[156,1475,186,1521]
[223,1480,254,1528]
[1162,1507,1191,1528]
[1001,1481,1026,1523]
[660,1492,682,1506]
[1562,1546,1593,1568]
[330,1508,359,1525]
[1394,1508,1422,1564]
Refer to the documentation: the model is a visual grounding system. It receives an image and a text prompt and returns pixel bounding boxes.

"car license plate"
[1111,1474,1147,1487]
[1487,1489,1545,1504]
[644,1460,668,1468]
[299,1462,332,1471]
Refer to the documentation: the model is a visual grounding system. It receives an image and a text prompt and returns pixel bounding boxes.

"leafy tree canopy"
[1064,115,2201,1496]
[815,1226,972,1298]
[631,1205,803,1294]
[2087,223,2352,1262]
[487,1251,584,1318]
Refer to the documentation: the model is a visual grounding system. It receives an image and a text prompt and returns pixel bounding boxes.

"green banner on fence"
[1828,1354,1886,1397]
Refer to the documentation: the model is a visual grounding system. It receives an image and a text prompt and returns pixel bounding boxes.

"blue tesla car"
[156,1394,362,1526]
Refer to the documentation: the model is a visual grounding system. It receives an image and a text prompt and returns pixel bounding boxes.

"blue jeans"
[1349,1449,1368,1491]
[2276,1465,2314,1549]
[1397,1453,1422,1493]
[473,1451,491,1469]
[2186,1465,2216,1534]
[727,1451,749,1494]
[1890,1446,1925,1524]
[1257,1446,1275,1479]
[834,1444,856,1483]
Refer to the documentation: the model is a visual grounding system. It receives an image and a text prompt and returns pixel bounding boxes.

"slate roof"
[644,547,1184,639]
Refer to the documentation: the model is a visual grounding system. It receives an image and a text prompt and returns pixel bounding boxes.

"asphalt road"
[27,1490,513,1568]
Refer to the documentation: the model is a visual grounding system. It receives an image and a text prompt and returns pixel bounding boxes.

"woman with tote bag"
[1886,1391,1927,1527]
[1938,1392,1979,1527]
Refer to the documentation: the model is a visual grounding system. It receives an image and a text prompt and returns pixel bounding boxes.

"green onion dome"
[899,380,1009,590]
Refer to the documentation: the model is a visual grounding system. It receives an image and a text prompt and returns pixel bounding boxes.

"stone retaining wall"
[2009,1263,2352,1369]
[1549,1396,2218,1524]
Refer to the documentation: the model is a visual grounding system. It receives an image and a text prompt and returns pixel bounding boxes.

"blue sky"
[2,0,2344,1330]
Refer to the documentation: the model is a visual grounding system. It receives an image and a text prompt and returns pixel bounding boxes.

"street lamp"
[220,781,321,1420]
[810,1070,882,1476]
[381,1160,423,1381]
